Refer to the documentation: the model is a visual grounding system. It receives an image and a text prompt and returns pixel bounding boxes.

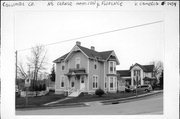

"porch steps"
[68,90,82,97]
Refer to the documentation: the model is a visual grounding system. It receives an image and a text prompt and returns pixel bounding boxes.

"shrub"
[95,88,105,97]
[42,84,46,90]
[125,88,131,93]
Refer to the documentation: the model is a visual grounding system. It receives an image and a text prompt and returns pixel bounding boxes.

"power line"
[17,20,163,52]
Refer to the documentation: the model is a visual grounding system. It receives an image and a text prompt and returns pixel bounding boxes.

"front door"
[80,77,85,90]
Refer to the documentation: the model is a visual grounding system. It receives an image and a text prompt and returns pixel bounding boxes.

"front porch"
[65,68,88,97]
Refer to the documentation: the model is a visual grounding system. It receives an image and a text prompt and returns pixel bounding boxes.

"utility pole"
[136,75,138,97]
[15,51,17,86]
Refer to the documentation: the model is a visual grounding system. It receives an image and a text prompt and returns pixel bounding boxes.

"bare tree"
[17,62,28,80]
[27,45,47,90]
[150,61,163,82]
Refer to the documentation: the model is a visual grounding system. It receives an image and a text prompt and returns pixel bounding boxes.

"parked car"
[125,86,131,93]
[125,86,134,93]
[133,84,152,93]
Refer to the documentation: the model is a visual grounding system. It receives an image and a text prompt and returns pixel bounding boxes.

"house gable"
[64,45,89,62]
[130,65,143,71]
[106,51,120,65]
[130,63,154,73]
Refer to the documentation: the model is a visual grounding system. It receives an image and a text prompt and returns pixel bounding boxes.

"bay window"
[109,61,116,74]
[109,76,117,91]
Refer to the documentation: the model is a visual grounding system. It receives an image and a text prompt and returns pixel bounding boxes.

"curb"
[16,90,163,110]
[16,102,88,111]
[101,90,163,105]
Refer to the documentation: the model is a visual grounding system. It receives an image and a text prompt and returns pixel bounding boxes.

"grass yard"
[58,91,148,104]
[16,91,150,108]
[16,91,65,108]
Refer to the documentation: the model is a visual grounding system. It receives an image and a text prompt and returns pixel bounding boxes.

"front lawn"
[16,91,150,108]
[16,91,65,108]
[58,91,148,104]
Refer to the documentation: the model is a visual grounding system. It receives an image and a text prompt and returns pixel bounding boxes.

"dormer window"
[109,61,116,74]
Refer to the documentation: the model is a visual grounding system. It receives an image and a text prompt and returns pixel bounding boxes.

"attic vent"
[91,46,95,51]
[76,41,81,46]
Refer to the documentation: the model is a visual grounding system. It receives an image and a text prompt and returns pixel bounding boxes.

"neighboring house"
[130,63,156,86]
[53,41,120,96]
[46,78,55,91]
[117,70,131,92]
[117,70,131,85]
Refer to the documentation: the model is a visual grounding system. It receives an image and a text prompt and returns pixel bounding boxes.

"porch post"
[68,76,70,89]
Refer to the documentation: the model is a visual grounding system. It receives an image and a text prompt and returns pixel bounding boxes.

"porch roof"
[65,72,88,76]
[65,68,88,76]
[143,77,156,81]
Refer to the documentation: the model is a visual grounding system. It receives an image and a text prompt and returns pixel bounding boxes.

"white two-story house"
[53,41,120,96]
[130,63,156,86]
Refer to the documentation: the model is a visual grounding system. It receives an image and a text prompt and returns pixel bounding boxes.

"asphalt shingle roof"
[53,53,69,63]
[130,63,154,72]
[117,70,131,77]
[53,44,114,63]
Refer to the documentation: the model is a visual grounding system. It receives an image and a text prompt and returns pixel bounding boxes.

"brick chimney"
[91,46,95,51]
[76,41,81,46]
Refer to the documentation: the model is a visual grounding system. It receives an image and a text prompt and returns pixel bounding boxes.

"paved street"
[16,93,163,115]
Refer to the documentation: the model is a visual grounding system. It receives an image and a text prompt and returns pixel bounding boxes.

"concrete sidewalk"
[100,90,163,105]
[43,97,71,106]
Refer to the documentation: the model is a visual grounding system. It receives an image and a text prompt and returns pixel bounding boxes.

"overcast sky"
[15,10,164,73]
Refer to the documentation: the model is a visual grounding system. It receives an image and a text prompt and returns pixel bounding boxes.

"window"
[110,62,113,72]
[105,77,107,89]
[75,57,80,69]
[110,77,113,90]
[134,70,140,76]
[93,75,98,89]
[114,77,117,88]
[71,82,74,87]
[61,82,64,87]
[109,77,117,91]
[134,70,141,85]
[81,77,84,83]
[94,60,97,69]
[62,65,65,70]
[60,76,65,88]
[109,61,116,74]
[94,64,97,69]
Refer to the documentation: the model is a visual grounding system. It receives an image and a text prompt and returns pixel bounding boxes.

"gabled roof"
[99,50,114,60]
[53,53,69,63]
[54,43,119,64]
[130,63,154,72]
[117,70,131,77]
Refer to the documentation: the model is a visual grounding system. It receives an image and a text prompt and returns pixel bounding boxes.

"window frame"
[109,76,117,91]
[109,61,116,74]
[75,57,80,69]
[60,76,65,88]
[104,77,107,89]
[94,60,97,70]
[71,81,75,88]
[62,65,65,70]
[92,75,98,89]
